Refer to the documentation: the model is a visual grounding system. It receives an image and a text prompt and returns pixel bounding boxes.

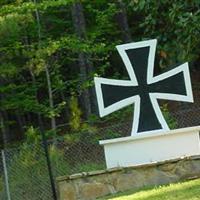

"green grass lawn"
[99,178,200,200]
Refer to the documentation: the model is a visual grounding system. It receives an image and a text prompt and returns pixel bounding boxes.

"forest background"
[0,0,200,147]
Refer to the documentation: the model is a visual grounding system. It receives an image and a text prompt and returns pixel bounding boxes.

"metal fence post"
[1,149,11,200]
[40,131,57,200]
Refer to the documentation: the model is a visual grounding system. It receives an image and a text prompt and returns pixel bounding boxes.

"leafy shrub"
[162,104,178,129]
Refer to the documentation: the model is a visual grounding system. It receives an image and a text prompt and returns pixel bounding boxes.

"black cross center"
[101,47,187,133]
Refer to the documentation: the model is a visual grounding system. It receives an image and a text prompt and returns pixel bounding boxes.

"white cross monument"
[94,39,200,168]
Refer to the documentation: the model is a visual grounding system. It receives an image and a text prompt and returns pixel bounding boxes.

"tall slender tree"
[34,0,57,131]
[115,0,132,43]
[71,1,93,118]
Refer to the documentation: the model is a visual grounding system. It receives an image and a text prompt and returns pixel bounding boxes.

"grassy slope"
[99,178,200,200]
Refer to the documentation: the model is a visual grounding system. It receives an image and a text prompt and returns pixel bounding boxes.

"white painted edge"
[99,126,200,145]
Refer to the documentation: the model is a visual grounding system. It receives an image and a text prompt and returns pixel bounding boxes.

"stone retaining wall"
[56,156,200,200]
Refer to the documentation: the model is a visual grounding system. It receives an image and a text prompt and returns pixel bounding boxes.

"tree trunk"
[0,78,10,145]
[0,112,6,145]
[29,68,45,130]
[15,111,24,134]
[116,0,132,43]
[45,64,56,131]
[71,1,93,118]
[34,0,57,131]
[0,111,9,146]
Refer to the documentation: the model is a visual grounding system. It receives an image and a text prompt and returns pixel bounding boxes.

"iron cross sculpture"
[94,39,193,135]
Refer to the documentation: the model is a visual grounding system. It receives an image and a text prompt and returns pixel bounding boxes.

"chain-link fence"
[0,140,106,200]
[0,106,199,200]
[0,144,53,200]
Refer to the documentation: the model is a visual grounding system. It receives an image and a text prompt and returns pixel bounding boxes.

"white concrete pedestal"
[100,126,200,168]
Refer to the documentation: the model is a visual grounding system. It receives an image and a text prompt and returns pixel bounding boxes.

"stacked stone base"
[57,156,200,200]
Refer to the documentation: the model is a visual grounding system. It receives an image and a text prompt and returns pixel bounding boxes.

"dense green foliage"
[0,0,199,145]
